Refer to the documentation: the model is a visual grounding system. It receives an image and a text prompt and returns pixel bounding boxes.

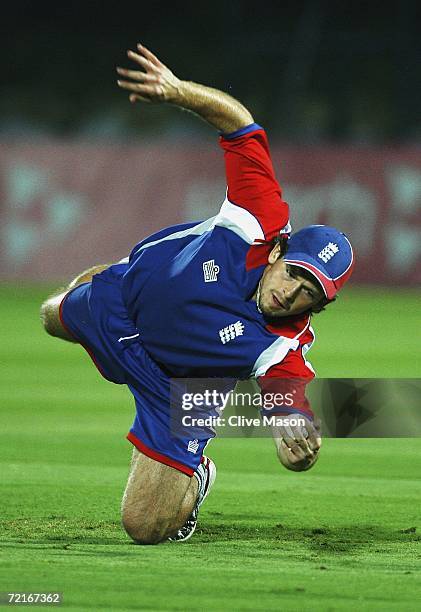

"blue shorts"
[59,264,211,476]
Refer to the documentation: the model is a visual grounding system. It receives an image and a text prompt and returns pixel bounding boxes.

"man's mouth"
[272,292,289,310]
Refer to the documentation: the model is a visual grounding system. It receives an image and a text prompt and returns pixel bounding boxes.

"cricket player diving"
[40,44,355,544]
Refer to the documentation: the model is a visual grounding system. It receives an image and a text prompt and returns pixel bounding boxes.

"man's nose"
[284,281,300,301]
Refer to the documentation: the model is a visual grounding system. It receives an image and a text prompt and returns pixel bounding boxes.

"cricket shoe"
[168,456,216,543]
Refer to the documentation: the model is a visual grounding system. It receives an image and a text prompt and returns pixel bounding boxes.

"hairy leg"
[40,264,111,341]
[121,448,199,544]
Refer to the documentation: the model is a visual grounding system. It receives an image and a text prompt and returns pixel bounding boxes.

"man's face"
[256,244,324,319]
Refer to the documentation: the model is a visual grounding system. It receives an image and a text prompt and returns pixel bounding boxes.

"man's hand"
[272,414,322,472]
[117,44,181,104]
[116,42,253,133]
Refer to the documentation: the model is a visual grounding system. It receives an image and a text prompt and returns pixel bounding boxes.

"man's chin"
[260,307,290,323]
[260,305,308,323]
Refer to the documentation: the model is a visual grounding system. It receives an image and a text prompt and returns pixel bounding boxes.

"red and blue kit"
[60,124,316,476]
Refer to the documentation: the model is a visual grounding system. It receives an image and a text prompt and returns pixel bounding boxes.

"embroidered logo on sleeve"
[203,259,220,282]
[318,242,339,263]
[219,320,245,344]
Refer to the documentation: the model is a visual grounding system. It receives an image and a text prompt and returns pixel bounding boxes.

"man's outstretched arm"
[117,43,253,133]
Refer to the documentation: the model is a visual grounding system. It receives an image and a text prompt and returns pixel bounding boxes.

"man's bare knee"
[40,299,56,335]
[40,295,61,336]
[122,512,169,545]
[40,293,75,342]
[121,449,198,545]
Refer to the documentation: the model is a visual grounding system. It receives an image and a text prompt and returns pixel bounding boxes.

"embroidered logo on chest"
[219,321,245,344]
[203,259,220,282]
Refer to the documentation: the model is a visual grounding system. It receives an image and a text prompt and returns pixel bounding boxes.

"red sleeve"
[257,349,315,420]
[219,124,290,242]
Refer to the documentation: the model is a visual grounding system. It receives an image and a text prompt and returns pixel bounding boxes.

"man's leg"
[121,448,199,544]
[41,264,209,544]
[40,264,111,341]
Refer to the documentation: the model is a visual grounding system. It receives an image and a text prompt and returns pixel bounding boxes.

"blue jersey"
[59,123,318,474]
[119,124,315,415]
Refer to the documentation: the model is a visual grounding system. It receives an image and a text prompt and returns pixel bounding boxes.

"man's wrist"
[170,79,187,106]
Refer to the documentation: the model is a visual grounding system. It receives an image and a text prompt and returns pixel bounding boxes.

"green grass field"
[1,285,421,611]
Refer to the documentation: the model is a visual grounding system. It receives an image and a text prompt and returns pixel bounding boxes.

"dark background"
[2,0,420,143]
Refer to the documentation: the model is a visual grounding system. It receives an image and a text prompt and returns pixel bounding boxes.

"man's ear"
[268,243,281,264]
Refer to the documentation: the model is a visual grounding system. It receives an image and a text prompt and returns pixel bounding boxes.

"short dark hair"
[271,235,336,314]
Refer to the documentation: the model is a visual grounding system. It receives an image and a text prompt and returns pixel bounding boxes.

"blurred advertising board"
[0,142,419,284]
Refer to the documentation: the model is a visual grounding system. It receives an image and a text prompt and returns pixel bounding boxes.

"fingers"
[290,422,320,455]
[126,49,154,71]
[116,56,157,100]
[291,429,314,458]
[117,79,146,92]
[116,67,148,81]
[124,44,165,72]
[280,439,307,463]
[117,80,161,99]
[129,93,152,104]
[284,446,319,472]
[276,420,310,457]
[292,415,321,453]
[117,75,157,91]
[304,421,322,452]
[116,45,165,103]
[116,42,181,106]
[277,415,322,459]
[280,433,308,462]
[279,439,319,472]
[274,414,322,471]
[136,43,164,67]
